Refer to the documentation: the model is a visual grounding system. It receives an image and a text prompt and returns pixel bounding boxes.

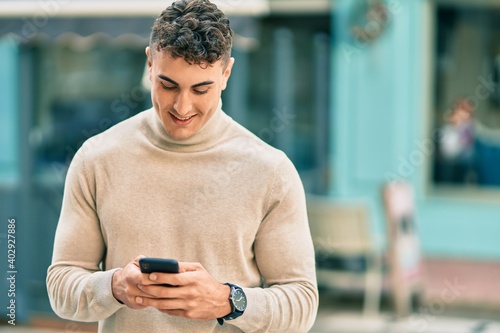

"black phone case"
[139,258,179,274]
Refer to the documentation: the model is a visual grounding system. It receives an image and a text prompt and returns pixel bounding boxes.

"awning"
[0,0,331,18]
[0,1,269,46]
[0,17,154,46]
[0,0,270,17]
[0,0,331,47]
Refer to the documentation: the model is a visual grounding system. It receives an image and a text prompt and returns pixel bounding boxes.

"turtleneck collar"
[144,99,230,153]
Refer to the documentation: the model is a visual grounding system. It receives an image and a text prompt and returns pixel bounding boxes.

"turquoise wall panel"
[0,37,19,184]
[418,199,500,259]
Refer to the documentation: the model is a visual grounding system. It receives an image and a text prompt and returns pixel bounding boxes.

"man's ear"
[146,47,152,66]
[145,47,153,80]
[221,57,235,91]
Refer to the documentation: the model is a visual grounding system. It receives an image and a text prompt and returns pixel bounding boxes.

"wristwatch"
[217,283,247,325]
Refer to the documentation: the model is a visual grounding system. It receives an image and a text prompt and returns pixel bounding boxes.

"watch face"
[232,289,247,312]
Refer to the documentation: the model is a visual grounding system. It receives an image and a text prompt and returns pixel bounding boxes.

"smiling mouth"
[169,112,196,126]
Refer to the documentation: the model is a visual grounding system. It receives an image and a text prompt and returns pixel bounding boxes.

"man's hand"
[135,262,232,320]
[111,255,152,309]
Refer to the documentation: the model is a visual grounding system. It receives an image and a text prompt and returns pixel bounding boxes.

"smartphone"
[139,258,179,274]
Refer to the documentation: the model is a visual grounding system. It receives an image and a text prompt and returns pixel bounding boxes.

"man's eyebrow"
[157,75,214,88]
[158,75,178,86]
[192,81,215,88]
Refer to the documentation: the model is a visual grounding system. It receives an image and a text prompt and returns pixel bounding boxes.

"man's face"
[146,47,234,140]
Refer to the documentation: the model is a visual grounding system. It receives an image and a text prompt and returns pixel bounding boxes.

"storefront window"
[33,42,149,183]
[224,15,331,194]
[432,6,500,188]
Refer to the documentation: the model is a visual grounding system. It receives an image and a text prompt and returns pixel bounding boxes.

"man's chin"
[166,128,196,141]
[162,118,199,141]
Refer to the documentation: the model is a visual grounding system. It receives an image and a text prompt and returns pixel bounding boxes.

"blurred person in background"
[438,98,476,183]
[46,0,318,332]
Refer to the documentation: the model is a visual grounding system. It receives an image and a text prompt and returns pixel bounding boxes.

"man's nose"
[173,91,193,116]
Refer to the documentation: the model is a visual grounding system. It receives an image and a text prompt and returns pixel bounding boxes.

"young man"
[46,0,318,332]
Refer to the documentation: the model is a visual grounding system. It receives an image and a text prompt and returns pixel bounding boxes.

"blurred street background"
[1,0,500,332]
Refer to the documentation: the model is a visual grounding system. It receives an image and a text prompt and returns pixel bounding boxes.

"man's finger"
[133,255,147,262]
[136,296,186,311]
[140,272,181,286]
[178,261,203,273]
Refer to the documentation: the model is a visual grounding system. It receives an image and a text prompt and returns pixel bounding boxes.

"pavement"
[309,283,500,333]
[311,311,500,333]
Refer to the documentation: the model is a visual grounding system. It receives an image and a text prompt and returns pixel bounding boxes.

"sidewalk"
[311,312,500,333]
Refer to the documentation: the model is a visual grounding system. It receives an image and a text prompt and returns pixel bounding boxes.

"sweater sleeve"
[228,157,319,333]
[46,144,125,322]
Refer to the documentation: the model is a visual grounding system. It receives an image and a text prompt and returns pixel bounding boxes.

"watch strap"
[217,283,246,325]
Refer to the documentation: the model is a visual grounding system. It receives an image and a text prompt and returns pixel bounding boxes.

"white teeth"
[174,115,194,121]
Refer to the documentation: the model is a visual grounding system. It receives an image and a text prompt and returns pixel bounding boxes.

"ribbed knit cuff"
[90,268,127,311]
[224,287,269,333]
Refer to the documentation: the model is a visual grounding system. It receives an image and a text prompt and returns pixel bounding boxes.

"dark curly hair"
[149,0,233,66]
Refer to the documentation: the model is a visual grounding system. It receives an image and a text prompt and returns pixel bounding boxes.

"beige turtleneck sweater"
[46,102,318,332]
